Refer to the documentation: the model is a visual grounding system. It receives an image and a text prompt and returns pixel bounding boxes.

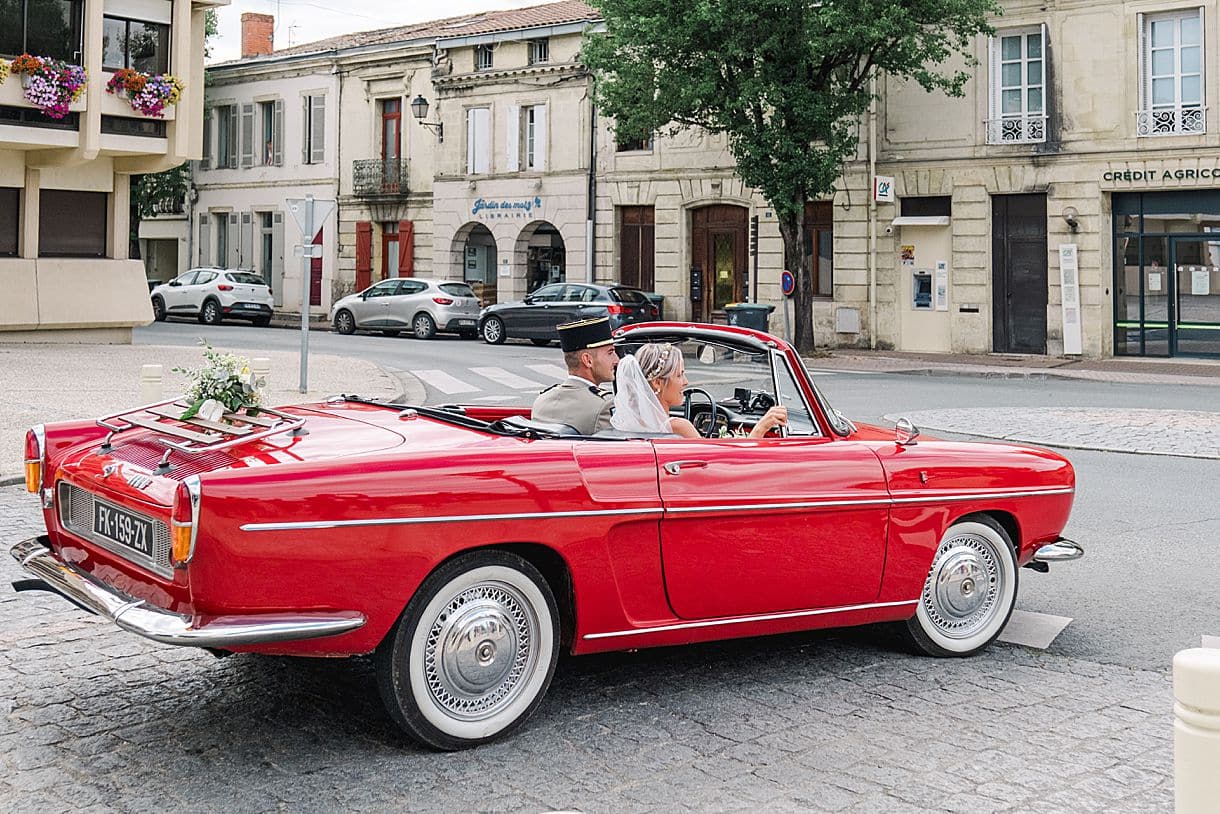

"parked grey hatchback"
[329,278,482,339]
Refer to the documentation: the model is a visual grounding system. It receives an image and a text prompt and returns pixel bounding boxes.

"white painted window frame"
[1137,7,1206,136]
[986,23,1048,144]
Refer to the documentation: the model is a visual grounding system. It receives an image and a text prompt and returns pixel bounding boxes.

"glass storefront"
[1113,191,1220,356]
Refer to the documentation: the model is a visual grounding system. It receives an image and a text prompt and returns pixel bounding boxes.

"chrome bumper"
[1032,537,1085,563]
[10,536,365,648]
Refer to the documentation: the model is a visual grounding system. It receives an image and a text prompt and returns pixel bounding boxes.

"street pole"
[299,194,313,393]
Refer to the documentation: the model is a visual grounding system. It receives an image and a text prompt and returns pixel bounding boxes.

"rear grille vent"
[58,482,173,577]
[108,437,237,480]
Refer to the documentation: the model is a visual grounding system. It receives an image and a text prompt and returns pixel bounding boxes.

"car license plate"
[93,500,154,558]
[243,303,261,309]
[458,319,476,326]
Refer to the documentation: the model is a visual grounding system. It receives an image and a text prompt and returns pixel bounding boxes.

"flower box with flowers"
[6,54,87,119]
[105,68,184,119]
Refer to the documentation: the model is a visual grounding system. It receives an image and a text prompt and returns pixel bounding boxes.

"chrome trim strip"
[238,487,1074,531]
[180,475,202,566]
[9,537,366,647]
[241,506,664,532]
[582,599,920,640]
[26,423,46,491]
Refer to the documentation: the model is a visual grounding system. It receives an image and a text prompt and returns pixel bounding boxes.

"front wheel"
[902,516,1017,657]
[333,310,356,335]
[481,316,506,345]
[375,550,559,750]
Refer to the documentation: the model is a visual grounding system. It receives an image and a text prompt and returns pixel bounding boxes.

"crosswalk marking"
[997,610,1073,650]
[526,363,568,380]
[471,367,547,390]
[414,369,480,395]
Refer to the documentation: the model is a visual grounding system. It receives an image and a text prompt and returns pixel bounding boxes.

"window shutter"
[200,108,211,170]
[987,36,1000,124]
[240,212,253,266]
[467,109,477,173]
[226,107,238,169]
[227,213,240,267]
[467,107,490,174]
[355,221,372,291]
[505,104,520,171]
[240,104,254,168]
[271,212,284,307]
[1137,12,1148,114]
[273,99,284,166]
[398,220,414,277]
[302,96,311,164]
[534,104,548,171]
[198,213,210,265]
[1200,6,1207,118]
[310,96,326,164]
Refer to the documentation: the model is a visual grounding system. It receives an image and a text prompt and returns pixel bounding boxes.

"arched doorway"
[690,204,748,322]
[515,220,566,293]
[452,222,498,305]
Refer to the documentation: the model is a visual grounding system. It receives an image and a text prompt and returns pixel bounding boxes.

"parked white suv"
[151,268,275,327]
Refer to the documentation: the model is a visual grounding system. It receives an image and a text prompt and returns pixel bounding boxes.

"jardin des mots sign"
[471,196,544,220]
[1103,166,1220,183]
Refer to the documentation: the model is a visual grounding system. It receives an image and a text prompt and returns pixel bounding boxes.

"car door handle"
[663,460,709,475]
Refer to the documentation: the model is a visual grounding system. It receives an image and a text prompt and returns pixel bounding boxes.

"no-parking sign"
[781,270,795,297]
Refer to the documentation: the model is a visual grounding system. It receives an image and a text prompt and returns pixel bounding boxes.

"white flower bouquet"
[173,343,264,421]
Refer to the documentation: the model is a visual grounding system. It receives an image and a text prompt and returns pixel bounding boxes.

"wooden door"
[992,194,1047,353]
[691,205,748,321]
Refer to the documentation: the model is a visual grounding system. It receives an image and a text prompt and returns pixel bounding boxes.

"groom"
[531,317,619,434]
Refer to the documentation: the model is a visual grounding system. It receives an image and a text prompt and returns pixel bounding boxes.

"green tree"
[583,0,998,352]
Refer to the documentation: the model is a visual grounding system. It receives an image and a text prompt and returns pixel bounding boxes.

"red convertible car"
[12,323,1082,750]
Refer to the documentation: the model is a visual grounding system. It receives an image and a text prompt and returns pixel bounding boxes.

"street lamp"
[411,94,443,142]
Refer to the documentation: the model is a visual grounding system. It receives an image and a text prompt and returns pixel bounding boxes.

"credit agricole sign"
[1103,166,1220,182]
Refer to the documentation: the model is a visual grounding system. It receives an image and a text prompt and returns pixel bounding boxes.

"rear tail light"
[267,288,273,296]
[170,477,201,567]
[649,305,660,317]
[217,284,234,291]
[433,297,454,305]
[605,304,628,315]
[24,425,45,494]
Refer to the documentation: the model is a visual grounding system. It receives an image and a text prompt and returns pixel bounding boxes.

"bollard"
[138,364,163,404]
[252,357,271,386]
[1174,647,1220,813]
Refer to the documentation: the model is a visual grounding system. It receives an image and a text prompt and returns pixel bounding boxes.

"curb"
[0,475,24,487]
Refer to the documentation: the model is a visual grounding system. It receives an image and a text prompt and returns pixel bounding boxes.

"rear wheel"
[151,296,166,322]
[530,338,552,347]
[200,299,222,325]
[481,316,506,345]
[412,313,437,340]
[902,516,1017,657]
[375,550,559,750]
[334,310,356,335]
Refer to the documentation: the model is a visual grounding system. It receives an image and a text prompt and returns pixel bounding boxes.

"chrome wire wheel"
[905,517,1017,657]
[376,551,558,750]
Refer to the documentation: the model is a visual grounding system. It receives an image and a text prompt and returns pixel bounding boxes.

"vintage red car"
[12,323,1082,750]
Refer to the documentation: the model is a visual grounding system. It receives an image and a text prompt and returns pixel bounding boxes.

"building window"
[466,107,490,174]
[258,100,282,165]
[101,16,169,74]
[528,38,549,65]
[0,187,18,256]
[901,196,952,217]
[618,206,655,292]
[0,0,83,63]
[987,26,1046,144]
[1138,9,1205,136]
[100,115,166,137]
[616,130,653,152]
[215,104,237,168]
[475,44,494,71]
[524,104,547,170]
[0,105,78,130]
[39,190,106,257]
[302,94,325,164]
[259,212,275,285]
[804,202,833,298]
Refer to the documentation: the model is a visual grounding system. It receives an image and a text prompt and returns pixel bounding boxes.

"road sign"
[293,244,322,258]
[781,270,795,297]
[286,197,336,237]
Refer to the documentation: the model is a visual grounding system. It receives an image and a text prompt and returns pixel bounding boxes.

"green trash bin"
[642,292,665,321]
[724,302,775,331]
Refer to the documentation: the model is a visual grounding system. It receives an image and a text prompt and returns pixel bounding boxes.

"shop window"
[804,202,834,298]
[1138,8,1205,136]
[618,206,655,291]
[39,190,106,257]
[102,16,169,74]
[987,24,1047,144]
[0,187,18,256]
[1,0,83,62]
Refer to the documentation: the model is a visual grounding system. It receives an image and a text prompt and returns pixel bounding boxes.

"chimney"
[241,13,274,59]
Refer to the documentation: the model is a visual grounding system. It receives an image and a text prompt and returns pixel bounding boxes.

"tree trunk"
[776,207,816,353]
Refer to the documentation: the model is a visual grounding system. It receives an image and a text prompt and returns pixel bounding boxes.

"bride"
[611,343,787,438]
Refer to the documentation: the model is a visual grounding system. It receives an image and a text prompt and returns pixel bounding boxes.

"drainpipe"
[868,71,878,350]
[586,95,596,284]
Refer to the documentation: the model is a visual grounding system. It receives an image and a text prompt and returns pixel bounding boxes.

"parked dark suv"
[478,283,658,345]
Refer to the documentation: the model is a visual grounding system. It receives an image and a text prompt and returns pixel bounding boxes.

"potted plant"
[106,67,184,118]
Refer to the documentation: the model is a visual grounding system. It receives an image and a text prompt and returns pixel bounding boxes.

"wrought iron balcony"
[985,114,1047,144]
[1136,106,1206,137]
[353,159,409,196]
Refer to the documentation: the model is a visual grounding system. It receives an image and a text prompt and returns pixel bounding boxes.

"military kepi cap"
[557,316,615,352]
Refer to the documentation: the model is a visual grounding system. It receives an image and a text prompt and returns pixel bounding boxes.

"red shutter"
[398,219,414,277]
[355,221,372,290]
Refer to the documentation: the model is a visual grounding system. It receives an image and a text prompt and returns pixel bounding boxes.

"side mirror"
[697,345,717,365]
[361,290,371,300]
[894,417,920,447]
[523,295,536,305]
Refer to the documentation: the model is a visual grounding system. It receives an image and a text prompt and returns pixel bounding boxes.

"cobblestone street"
[0,485,1173,813]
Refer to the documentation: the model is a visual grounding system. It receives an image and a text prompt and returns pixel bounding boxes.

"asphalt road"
[133,321,1220,671]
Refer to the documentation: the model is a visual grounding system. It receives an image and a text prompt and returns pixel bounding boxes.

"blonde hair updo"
[634,343,682,386]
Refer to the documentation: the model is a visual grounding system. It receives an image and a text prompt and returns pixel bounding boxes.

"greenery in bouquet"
[106,68,184,118]
[173,343,265,420]
[15,55,87,119]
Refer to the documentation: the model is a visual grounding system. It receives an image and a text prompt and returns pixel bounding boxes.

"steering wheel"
[682,387,720,439]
